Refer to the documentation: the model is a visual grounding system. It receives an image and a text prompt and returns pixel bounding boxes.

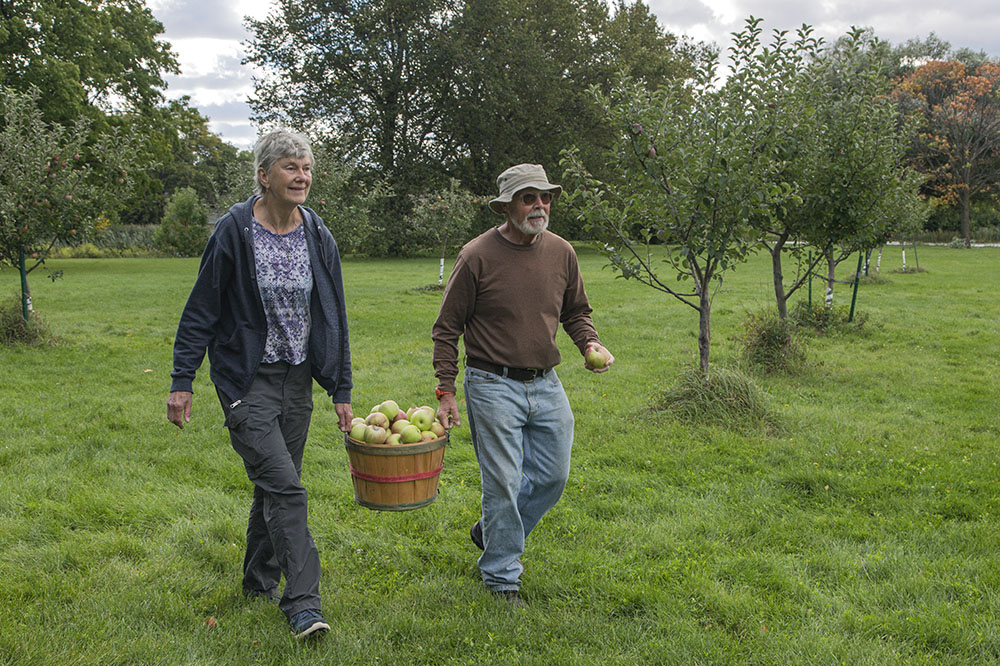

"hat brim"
[488,185,562,215]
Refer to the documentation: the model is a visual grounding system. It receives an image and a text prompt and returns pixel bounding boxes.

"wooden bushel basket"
[343,433,447,511]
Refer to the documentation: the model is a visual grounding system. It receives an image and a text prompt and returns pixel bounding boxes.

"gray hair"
[252,130,314,196]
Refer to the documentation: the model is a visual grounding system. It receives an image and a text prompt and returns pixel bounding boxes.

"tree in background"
[894,59,1000,247]
[245,0,709,242]
[757,28,926,317]
[118,98,251,224]
[563,19,810,374]
[0,87,139,317]
[153,187,209,257]
[306,142,389,255]
[245,0,454,194]
[407,179,479,286]
[0,0,178,122]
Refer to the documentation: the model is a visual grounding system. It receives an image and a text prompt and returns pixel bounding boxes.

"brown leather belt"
[466,358,551,382]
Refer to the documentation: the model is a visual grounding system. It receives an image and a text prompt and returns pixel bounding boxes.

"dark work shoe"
[470,520,484,550]
[289,609,330,639]
[490,589,527,608]
[243,586,280,604]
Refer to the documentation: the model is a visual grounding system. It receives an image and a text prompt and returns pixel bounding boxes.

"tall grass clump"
[654,366,776,432]
[739,310,806,374]
[791,301,868,335]
[0,296,52,345]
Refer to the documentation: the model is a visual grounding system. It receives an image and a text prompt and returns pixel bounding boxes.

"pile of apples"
[348,399,446,445]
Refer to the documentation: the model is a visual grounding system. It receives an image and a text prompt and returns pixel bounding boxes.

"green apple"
[586,347,610,369]
[350,417,365,428]
[420,430,438,442]
[430,421,446,437]
[366,411,390,428]
[349,422,367,441]
[386,433,402,446]
[400,424,423,444]
[378,399,400,422]
[410,407,435,431]
[390,419,411,435]
[364,425,387,444]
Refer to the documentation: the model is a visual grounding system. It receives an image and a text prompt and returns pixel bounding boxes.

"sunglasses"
[518,191,553,206]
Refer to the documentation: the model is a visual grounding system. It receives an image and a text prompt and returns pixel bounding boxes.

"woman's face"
[259,156,312,206]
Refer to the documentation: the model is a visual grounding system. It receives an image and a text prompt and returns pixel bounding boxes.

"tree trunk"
[438,239,447,286]
[770,234,789,319]
[698,290,711,374]
[876,246,883,274]
[960,187,972,248]
[825,250,836,307]
[19,244,33,319]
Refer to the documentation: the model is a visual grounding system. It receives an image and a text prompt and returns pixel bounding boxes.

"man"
[432,163,614,606]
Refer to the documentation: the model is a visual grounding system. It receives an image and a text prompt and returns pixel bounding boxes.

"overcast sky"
[148,0,1000,150]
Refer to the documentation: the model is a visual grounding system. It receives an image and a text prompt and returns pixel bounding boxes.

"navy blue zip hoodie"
[170,196,352,404]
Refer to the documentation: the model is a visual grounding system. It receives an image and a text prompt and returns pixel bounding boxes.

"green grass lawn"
[1,245,998,665]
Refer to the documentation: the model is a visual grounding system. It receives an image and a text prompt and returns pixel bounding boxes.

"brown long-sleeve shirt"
[431,227,599,393]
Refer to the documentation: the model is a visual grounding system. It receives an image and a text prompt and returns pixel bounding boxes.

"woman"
[167,130,353,639]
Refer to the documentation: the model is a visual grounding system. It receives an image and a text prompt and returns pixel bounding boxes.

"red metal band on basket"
[349,464,443,483]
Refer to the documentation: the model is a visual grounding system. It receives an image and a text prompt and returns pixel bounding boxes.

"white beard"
[513,211,549,236]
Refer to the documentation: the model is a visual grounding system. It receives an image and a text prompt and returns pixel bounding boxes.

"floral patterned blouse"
[252,218,313,365]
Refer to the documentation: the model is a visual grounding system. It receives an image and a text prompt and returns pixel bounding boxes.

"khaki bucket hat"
[488,163,562,215]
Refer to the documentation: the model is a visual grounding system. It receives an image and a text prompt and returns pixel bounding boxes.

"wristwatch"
[435,386,454,401]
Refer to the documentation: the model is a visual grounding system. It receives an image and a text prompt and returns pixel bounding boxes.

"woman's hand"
[167,391,193,429]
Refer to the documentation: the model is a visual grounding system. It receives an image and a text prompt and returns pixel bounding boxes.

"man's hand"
[334,402,354,432]
[167,391,193,429]
[436,393,461,429]
[584,342,615,373]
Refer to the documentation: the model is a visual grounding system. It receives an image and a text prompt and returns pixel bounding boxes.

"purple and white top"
[252,218,313,365]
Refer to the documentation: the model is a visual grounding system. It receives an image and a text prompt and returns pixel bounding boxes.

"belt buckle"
[525,368,538,380]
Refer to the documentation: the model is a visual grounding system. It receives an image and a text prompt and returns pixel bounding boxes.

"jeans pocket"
[465,367,499,384]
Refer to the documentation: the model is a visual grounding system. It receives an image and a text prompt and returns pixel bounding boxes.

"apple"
[395,409,407,423]
[430,421,446,437]
[350,416,365,428]
[410,407,435,431]
[406,406,417,420]
[378,399,400,422]
[390,419,411,435]
[386,433,402,446]
[586,347,610,369]
[366,411,390,428]
[349,423,368,441]
[401,424,423,444]
[364,425,387,444]
[421,430,438,442]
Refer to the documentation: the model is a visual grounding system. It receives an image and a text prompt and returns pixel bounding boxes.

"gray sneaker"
[289,609,330,638]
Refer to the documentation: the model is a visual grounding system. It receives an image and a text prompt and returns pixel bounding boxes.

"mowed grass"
[1,245,998,665]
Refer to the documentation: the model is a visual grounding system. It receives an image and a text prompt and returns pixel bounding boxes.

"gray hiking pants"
[217,360,321,618]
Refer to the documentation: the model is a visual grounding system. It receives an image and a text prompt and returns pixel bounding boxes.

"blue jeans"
[464,366,574,591]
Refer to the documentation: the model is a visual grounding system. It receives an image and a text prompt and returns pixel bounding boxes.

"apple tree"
[407,179,480,286]
[562,19,814,374]
[757,28,926,317]
[0,86,139,318]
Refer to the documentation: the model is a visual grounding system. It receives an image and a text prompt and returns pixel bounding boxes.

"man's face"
[506,188,552,236]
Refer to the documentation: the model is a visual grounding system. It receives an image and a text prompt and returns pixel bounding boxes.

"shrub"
[654,366,776,432]
[739,311,806,374]
[790,301,868,334]
[0,296,52,345]
[948,236,969,249]
[154,187,210,257]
